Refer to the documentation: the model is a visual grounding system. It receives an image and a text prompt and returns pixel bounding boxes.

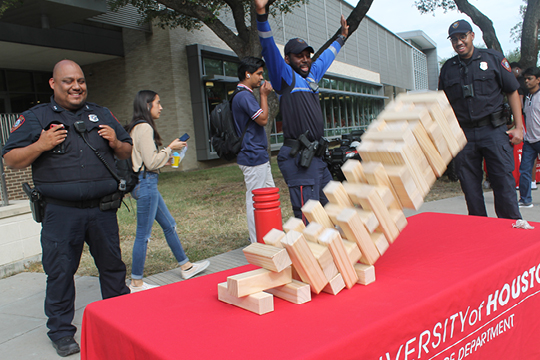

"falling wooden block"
[343,239,362,264]
[322,273,346,295]
[362,161,402,209]
[318,228,358,289]
[336,207,380,265]
[303,222,325,243]
[390,209,407,232]
[280,230,328,294]
[301,200,334,228]
[307,241,339,281]
[218,282,274,315]
[324,202,343,225]
[283,217,306,233]
[242,243,292,272]
[383,164,424,210]
[263,228,286,248]
[227,267,292,298]
[265,280,311,304]
[323,181,354,207]
[341,159,367,183]
[356,209,379,233]
[354,264,376,285]
[343,182,400,243]
[371,232,389,256]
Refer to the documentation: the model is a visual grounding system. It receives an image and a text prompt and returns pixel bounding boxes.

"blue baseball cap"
[448,20,473,38]
[284,38,314,56]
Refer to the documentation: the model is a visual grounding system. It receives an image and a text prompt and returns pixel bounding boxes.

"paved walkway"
[2,191,539,359]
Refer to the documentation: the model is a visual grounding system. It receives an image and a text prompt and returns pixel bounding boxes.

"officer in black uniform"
[439,20,523,219]
[2,60,132,357]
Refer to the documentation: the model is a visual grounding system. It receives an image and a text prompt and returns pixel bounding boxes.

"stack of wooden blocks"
[218,91,467,315]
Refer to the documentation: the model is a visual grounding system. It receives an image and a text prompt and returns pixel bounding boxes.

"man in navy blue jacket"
[255,0,349,221]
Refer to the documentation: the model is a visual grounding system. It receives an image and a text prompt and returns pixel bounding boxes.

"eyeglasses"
[450,32,470,44]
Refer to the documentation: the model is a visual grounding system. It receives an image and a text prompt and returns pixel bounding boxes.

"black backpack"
[210,88,250,161]
[117,120,147,194]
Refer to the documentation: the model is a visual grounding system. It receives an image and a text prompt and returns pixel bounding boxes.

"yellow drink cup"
[171,152,180,168]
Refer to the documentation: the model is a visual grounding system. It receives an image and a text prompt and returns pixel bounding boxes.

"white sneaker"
[532,181,537,190]
[181,260,210,280]
[129,282,159,293]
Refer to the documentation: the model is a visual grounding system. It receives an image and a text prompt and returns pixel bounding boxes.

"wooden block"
[341,159,367,183]
[322,273,346,295]
[280,231,328,294]
[371,232,389,256]
[383,164,424,210]
[303,222,325,243]
[343,239,362,264]
[323,181,354,207]
[406,122,447,177]
[376,185,398,209]
[265,279,311,304]
[283,217,305,233]
[218,282,274,315]
[307,241,339,281]
[263,228,286,248]
[227,267,292,298]
[324,202,343,225]
[356,209,379,233]
[343,182,400,243]
[243,243,292,272]
[362,161,402,209]
[336,207,380,265]
[318,228,358,289]
[301,200,334,228]
[389,208,407,232]
[354,264,376,285]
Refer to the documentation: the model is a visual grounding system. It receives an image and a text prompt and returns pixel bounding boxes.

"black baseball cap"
[284,38,314,56]
[448,20,473,38]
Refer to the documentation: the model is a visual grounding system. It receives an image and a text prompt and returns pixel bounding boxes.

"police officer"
[255,0,349,221]
[439,20,523,219]
[2,60,131,357]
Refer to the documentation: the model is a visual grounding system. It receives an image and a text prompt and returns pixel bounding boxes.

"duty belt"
[43,196,101,208]
[459,111,505,129]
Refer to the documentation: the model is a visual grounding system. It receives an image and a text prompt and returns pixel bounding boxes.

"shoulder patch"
[501,58,512,72]
[109,110,119,123]
[10,115,25,133]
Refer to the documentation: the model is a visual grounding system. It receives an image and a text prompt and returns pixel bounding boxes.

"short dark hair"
[523,67,540,78]
[237,57,265,81]
[510,62,522,69]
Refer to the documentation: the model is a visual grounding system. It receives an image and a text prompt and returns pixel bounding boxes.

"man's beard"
[290,62,310,78]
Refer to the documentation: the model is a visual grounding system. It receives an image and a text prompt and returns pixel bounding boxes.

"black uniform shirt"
[439,47,519,124]
[3,97,132,200]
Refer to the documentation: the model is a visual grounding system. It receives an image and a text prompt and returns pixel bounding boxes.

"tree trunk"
[521,0,540,69]
[453,0,503,53]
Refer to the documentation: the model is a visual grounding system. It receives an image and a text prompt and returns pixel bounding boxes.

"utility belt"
[23,183,123,222]
[459,111,506,129]
[284,131,328,168]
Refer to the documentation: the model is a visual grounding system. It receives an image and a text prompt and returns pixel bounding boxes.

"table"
[81,213,540,360]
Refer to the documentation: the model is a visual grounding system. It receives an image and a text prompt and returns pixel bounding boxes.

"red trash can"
[252,187,283,244]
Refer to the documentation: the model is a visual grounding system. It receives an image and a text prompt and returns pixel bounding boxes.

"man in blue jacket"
[255,0,349,221]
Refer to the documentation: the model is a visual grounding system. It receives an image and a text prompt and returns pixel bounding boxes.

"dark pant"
[455,124,521,219]
[519,140,540,203]
[41,203,129,341]
[277,145,333,222]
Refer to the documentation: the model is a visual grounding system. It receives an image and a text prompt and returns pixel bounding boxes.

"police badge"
[480,62,488,71]
[89,114,99,122]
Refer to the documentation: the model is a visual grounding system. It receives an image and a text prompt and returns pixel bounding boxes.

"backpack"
[116,120,147,194]
[210,88,250,161]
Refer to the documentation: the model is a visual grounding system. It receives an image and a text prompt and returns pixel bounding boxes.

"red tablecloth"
[81,213,540,360]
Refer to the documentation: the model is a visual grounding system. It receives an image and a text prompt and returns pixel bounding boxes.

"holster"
[22,183,45,223]
[490,111,506,128]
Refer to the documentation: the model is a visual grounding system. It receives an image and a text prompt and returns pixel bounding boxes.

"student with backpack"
[125,90,209,292]
[233,57,275,243]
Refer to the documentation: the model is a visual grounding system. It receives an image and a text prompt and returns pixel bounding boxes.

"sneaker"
[532,181,538,190]
[129,282,159,293]
[181,260,210,280]
[52,336,80,357]
[518,200,534,208]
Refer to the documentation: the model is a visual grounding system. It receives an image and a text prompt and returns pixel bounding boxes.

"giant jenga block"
[265,280,311,304]
[383,164,424,210]
[336,207,380,265]
[362,161,401,209]
[243,243,292,272]
[323,181,354,208]
[283,217,306,233]
[356,209,379,233]
[280,231,328,294]
[343,239,362,264]
[303,222,325,243]
[306,240,339,281]
[343,182,400,243]
[227,267,292,298]
[318,228,358,289]
[218,282,274,315]
[301,200,334,228]
[322,273,346,295]
[341,159,367,183]
[370,232,389,256]
[354,264,376,285]
[324,202,343,225]
[263,228,285,248]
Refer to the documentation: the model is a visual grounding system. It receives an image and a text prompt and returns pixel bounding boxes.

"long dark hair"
[125,90,163,147]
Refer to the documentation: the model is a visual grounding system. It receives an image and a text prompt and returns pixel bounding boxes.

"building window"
[0,69,53,114]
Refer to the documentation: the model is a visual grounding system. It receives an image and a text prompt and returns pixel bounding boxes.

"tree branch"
[520,0,540,68]
[453,0,502,53]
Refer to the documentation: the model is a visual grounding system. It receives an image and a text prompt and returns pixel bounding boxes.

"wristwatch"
[337,34,347,42]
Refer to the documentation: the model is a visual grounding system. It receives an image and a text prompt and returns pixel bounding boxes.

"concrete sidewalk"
[1,191,538,359]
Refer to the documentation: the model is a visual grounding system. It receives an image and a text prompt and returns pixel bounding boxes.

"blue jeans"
[519,141,540,203]
[131,172,189,279]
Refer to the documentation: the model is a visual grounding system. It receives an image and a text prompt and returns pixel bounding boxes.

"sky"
[345,0,525,60]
